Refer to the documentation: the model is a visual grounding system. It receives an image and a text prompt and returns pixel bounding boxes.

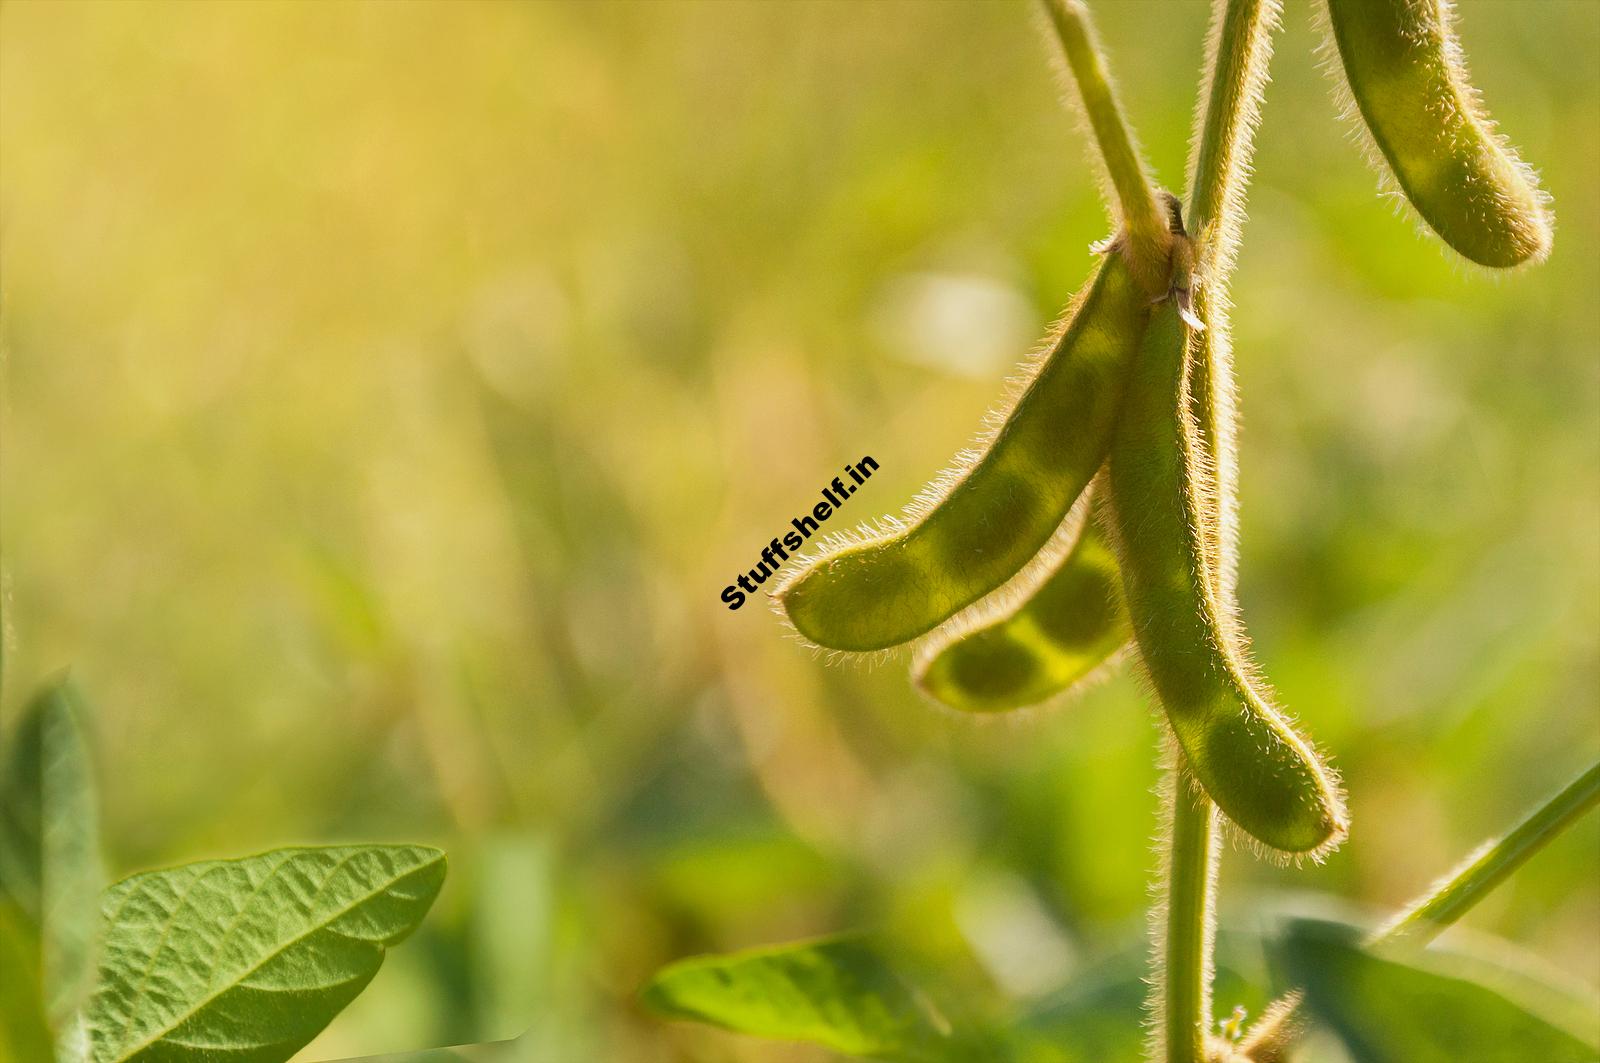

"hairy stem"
[1185,0,1281,278]
[1160,752,1219,1063]
[1147,5,1281,1060]
[1380,760,1600,944]
[1040,0,1168,264]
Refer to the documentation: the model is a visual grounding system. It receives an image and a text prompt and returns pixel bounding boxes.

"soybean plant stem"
[1381,759,1600,944]
[1145,6,1278,1060]
[1040,0,1168,257]
[1162,754,1219,1063]
[1186,0,1280,275]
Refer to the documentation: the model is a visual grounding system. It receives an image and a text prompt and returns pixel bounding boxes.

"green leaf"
[83,844,446,1063]
[0,676,104,1037]
[1280,918,1600,1063]
[642,935,960,1061]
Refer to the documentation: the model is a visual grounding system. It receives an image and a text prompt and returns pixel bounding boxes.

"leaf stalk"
[1380,760,1600,944]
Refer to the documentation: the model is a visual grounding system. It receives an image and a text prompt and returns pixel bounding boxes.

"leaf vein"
[102,850,437,1062]
[110,863,226,1050]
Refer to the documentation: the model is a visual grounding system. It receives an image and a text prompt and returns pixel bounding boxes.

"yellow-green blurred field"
[2,1,1596,1059]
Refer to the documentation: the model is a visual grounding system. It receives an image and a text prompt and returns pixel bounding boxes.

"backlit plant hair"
[759,1,1560,1060]
[1318,0,1553,268]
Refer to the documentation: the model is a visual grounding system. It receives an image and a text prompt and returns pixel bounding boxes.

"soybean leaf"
[83,844,446,1063]
[0,677,104,1036]
[1280,918,1600,1063]
[642,935,961,1061]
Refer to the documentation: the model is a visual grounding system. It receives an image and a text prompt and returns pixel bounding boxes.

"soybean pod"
[913,490,1130,714]
[777,248,1154,653]
[1107,301,1346,857]
[1322,0,1552,268]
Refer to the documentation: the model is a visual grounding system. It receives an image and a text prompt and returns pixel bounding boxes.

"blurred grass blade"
[0,676,103,1039]
[642,935,961,1061]
[312,1034,526,1063]
[83,845,446,1063]
[1383,760,1600,943]
[0,901,55,1063]
[1280,918,1600,1063]
[469,837,552,1039]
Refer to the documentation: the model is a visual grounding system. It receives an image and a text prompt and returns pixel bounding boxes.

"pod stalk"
[1186,0,1282,279]
[1040,0,1170,288]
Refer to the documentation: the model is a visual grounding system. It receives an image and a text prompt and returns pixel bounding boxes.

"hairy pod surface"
[912,492,1129,713]
[1107,303,1346,856]
[777,248,1154,653]
[1323,0,1552,267]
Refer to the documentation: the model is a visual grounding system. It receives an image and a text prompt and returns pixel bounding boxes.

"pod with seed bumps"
[1322,0,1553,268]
[777,246,1158,653]
[1107,298,1346,857]
[913,494,1129,714]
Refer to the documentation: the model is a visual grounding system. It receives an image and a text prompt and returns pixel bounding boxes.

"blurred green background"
[2,1,1596,1059]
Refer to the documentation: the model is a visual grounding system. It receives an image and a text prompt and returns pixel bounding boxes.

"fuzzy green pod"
[777,249,1154,653]
[1107,303,1346,856]
[912,498,1129,713]
[1323,0,1552,267]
